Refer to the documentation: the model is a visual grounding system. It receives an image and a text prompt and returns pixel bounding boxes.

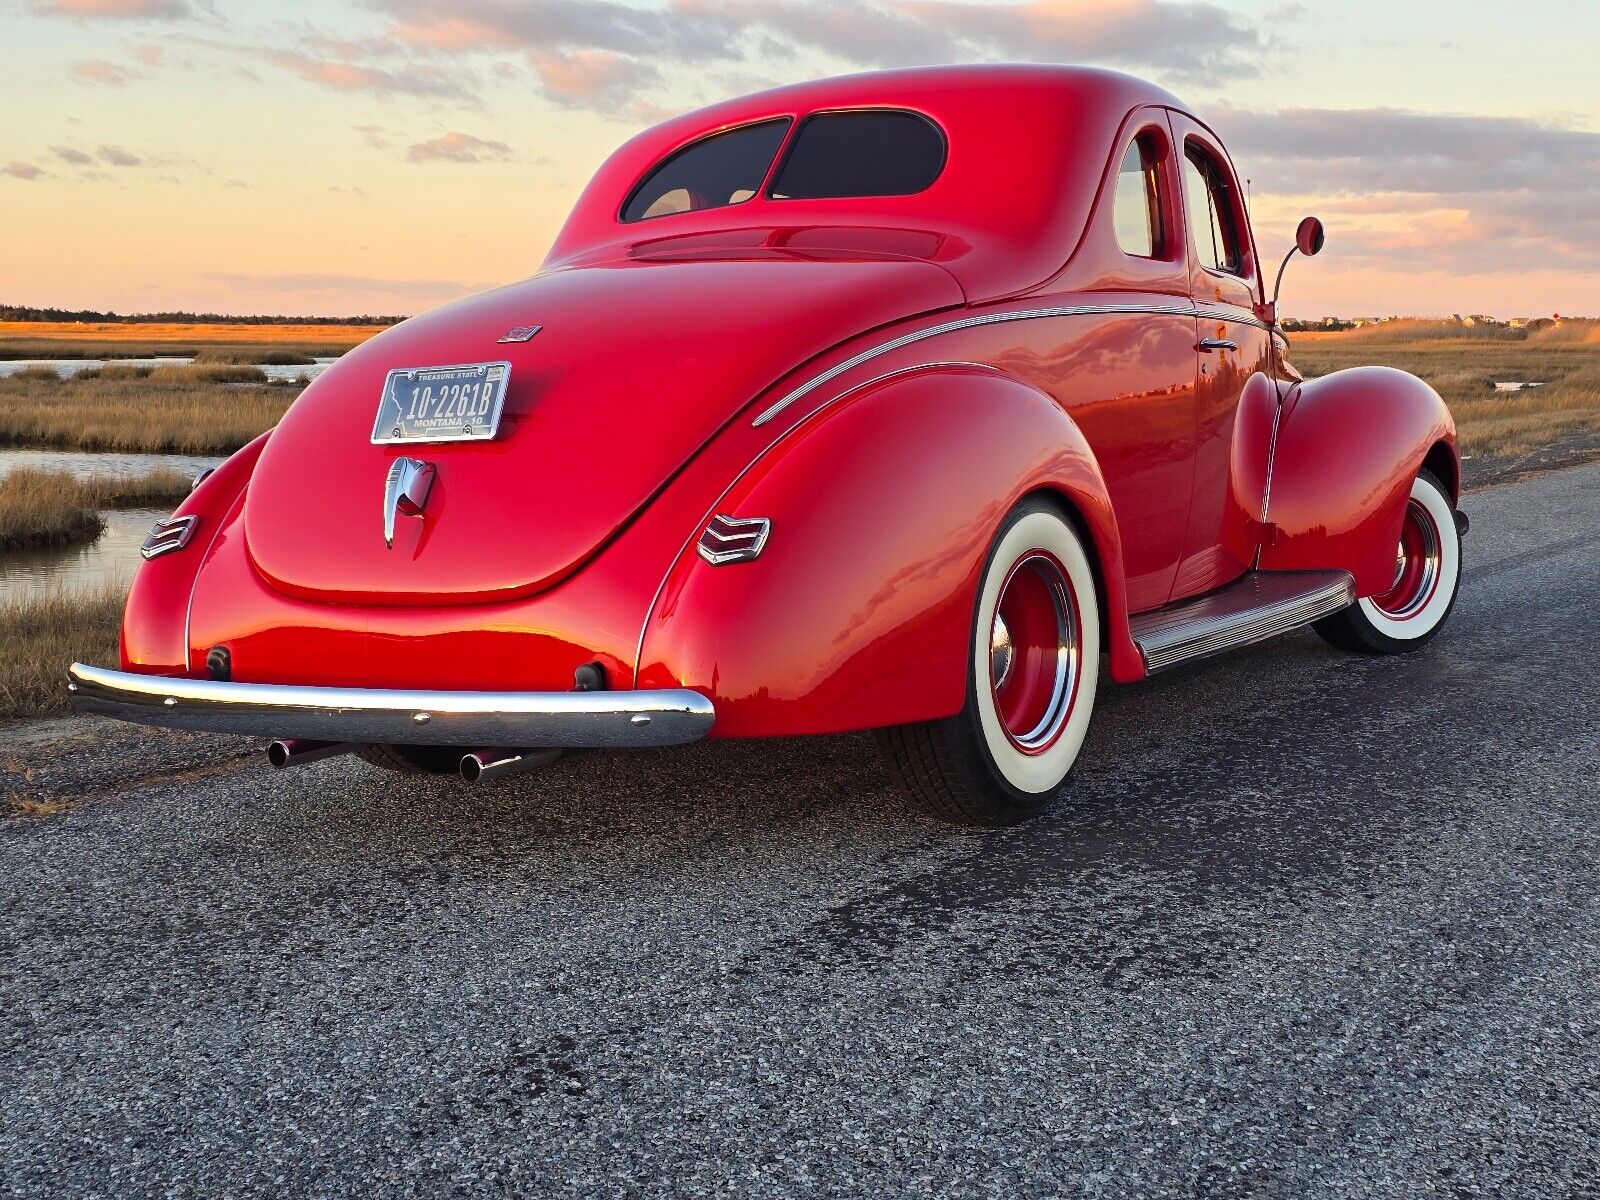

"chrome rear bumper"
[66,663,715,749]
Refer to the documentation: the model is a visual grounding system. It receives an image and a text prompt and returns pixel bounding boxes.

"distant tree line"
[0,304,406,326]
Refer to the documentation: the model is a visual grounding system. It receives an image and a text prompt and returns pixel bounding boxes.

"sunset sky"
[4,0,1597,319]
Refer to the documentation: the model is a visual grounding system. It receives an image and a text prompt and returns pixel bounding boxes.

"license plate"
[370,361,511,445]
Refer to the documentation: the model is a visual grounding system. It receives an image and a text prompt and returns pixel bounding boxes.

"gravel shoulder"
[3,462,1598,1198]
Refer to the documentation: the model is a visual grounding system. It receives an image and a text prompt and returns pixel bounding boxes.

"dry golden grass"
[1291,320,1600,458]
[0,319,385,361]
[0,467,191,551]
[0,586,123,719]
[0,368,293,455]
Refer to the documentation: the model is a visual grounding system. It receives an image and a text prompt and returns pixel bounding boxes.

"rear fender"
[636,365,1140,739]
[1260,366,1457,594]
[122,432,271,673]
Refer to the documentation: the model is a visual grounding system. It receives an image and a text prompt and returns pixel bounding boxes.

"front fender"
[1260,366,1456,595]
[122,431,271,673]
[636,365,1139,739]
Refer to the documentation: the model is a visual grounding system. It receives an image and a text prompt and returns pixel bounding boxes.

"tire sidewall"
[965,499,1100,804]
[1355,471,1461,645]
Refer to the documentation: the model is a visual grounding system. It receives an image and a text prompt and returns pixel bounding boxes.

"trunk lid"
[243,252,962,604]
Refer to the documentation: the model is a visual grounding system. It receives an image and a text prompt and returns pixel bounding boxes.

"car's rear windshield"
[769,110,946,200]
[621,118,791,223]
[620,108,946,222]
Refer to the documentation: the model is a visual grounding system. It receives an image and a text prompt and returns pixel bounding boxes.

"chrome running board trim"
[67,663,715,749]
[1130,570,1356,673]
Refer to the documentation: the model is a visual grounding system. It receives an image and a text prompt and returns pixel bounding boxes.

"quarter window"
[768,110,946,200]
[622,118,791,223]
[1182,144,1244,274]
[1112,135,1165,259]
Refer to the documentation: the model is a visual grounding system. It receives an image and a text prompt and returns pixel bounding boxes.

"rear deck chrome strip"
[67,663,715,749]
[752,302,1197,427]
[1129,570,1356,673]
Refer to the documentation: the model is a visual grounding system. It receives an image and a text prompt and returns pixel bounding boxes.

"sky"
[2,0,1597,319]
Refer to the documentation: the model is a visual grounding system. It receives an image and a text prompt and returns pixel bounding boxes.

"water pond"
[1,449,226,600]
[0,357,338,382]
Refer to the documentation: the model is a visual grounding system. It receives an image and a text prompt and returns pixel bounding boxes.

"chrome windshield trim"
[67,663,715,749]
[751,302,1197,427]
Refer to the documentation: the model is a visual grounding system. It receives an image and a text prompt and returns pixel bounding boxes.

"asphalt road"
[4,462,1598,1198]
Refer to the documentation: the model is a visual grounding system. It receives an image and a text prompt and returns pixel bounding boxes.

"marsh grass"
[0,585,124,719]
[0,319,383,362]
[1292,322,1600,458]
[0,369,293,454]
[193,348,317,366]
[0,467,191,551]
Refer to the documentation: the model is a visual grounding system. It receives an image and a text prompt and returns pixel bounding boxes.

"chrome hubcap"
[990,552,1080,754]
[990,612,1015,690]
[1374,497,1443,619]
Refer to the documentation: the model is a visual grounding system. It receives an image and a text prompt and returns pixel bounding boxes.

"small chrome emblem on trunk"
[497,325,542,343]
[384,457,436,549]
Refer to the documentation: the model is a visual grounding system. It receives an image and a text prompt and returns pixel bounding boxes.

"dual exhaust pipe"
[267,738,558,783]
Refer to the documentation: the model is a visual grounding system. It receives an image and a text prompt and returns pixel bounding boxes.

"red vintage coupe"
[70,65,1465,825]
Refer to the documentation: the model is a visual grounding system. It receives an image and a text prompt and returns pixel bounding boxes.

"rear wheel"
[356,744,466,775]
[878,496,1100,826]
[1314,468,1461,654]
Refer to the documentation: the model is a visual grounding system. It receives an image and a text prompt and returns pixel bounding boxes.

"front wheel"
[878,496,1101,826]
[1314,467,1462,654]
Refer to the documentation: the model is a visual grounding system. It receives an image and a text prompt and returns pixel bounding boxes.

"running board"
[1130,570,1357,673]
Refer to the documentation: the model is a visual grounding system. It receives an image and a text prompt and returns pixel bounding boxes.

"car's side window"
[1112,134,1166,259]
[1182,142,1243,275]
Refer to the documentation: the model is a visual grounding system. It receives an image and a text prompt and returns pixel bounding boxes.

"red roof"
[545,65,1190,303]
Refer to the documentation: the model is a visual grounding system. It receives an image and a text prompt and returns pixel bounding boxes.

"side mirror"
[1263,215,1326,323]
[1295,215,1326,257]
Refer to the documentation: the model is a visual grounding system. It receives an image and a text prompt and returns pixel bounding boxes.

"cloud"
[265,49,477,101]
[3,162,47,181]
[69,59,142,85]
[531,49,660,107]
[97,143,142,166]
[353,123,391,148]
[369,0,1270,113]
[50,145,95,165]
[133,44,165,66]
[202,270,480,302]
[406,131,512,163]
[376,0,742,60]
[1219,107,1600,274]
[31,0,191,17]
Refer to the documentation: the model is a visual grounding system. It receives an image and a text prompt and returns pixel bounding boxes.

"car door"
[1027,111,1199,615]
[1166,113,1276,603]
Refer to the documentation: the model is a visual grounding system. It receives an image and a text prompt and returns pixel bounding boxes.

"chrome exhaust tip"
[267,738,359,769]
[459,748,559,784]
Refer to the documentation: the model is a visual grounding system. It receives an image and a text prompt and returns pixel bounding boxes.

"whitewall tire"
[1315,468,1462,654]
[878,496,1100,826]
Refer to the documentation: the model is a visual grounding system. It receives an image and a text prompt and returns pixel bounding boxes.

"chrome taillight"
[140,515,199,560]
[697,515,771,565]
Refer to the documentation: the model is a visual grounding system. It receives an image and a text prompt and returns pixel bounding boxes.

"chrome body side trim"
[1193,303,1274,333]
[67,663,715,749]
[1129,570,1355,673]
[751,302,1197,427]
